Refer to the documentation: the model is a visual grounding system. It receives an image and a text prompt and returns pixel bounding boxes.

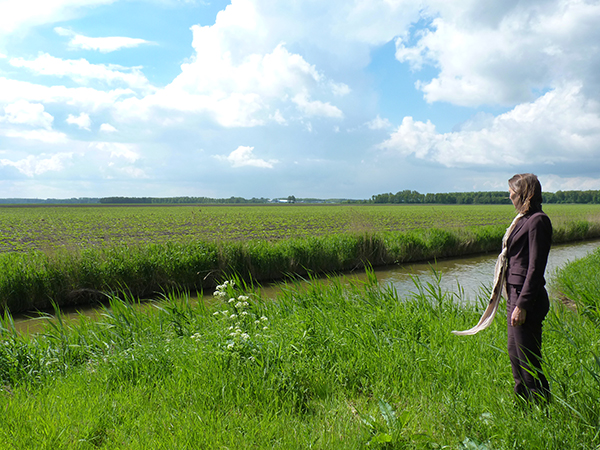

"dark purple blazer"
[506,210,553,311]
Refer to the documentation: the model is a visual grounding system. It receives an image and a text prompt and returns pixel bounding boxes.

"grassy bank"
[2,216,600,314]
[1,274,599,448]
[552,246,600,324]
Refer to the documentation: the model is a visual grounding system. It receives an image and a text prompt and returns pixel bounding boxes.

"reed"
[1,271,599,448]
[2,216,600,314]
[552,246,600,324]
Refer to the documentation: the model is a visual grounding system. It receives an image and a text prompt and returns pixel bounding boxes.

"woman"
[505,173,552,402]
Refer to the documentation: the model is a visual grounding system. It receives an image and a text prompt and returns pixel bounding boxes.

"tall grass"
[2,218,600,315]
[552,246,600,324]
[1,272,599,448]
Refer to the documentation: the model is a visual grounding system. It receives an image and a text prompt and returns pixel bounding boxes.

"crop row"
[2,209,600,314]
[2,203,599,254]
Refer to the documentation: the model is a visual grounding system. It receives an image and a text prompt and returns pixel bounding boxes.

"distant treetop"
[370,190,600,204]
[1,190,598,205]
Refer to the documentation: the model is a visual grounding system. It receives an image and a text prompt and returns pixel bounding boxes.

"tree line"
[371,190,600,204]
[2,190,600,205]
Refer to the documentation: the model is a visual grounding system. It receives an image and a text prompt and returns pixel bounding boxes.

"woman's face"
[509,188,519,209]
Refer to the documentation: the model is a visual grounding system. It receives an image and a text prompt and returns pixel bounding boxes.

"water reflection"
[372,239,600,303]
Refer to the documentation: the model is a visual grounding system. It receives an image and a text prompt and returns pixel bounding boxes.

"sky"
[1,0,599,200]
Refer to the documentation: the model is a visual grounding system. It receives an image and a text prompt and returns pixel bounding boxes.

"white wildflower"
[260,316,268,321]
[230,314,238,319]
[241,333,250,340]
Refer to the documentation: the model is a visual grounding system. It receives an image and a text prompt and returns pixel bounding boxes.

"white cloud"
[54,27,153,53]
[114,13,347,126]
[99,123,117,133]
[0,0,116,39]
[210,0,422,66]
[542,174,600,192]
[119,166,148,179]
[330,81,351,97]
[0,77,135,111]
[379,84,600,169]
[366,115,391,130]
[397,0,600,106]
[2,129,68,143]
[1,0,599,197]
[91,142,140,163]
[269,109,287,125]
[292,93,343,119]
[116,89,267,127]
[9,54,153,91]
[0,152,73,177]
[216,145,277,168]
[1,100,53,129]
[66,112,91,130]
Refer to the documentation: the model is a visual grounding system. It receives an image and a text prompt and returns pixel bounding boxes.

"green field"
[3,203,599,253]
[1,203,600,314]
[1,204,600,448]
[1,272,599,449]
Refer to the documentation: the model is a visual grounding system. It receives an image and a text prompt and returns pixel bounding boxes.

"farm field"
[1,205,600,448]
[1,203,600,314]
[2,203,600,253]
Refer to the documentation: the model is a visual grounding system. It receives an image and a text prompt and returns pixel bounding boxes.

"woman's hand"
[511,306,527,327]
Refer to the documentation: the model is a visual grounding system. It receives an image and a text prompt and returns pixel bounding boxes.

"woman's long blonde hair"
[508,173,543,214]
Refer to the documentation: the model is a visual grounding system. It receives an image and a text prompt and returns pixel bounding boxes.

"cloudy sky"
[1,0,599,199]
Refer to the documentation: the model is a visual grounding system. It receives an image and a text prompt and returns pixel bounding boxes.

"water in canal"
[12,239,600,334]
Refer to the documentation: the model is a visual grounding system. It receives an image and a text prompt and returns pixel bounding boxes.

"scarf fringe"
[452,212,524,336]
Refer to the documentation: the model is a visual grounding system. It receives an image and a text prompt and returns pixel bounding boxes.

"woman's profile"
[453,173,552,403]
[505,173,552,402]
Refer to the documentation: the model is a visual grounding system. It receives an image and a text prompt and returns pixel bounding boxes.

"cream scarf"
[452,212,524,336]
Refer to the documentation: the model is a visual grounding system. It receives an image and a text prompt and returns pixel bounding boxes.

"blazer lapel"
[508,214,530,247]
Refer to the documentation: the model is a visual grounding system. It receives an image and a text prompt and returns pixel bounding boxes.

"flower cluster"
[213,280,234,298]
[190,333,202,341]
[211,281,269,360]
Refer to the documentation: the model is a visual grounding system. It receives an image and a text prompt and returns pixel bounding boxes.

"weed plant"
[1,272,599,449]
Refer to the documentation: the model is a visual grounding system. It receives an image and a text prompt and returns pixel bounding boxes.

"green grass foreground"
[2,213,600,314]
[1,273,599,449]
[552,246,600,324]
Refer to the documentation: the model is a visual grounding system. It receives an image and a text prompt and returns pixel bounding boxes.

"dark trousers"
[506,285,550,401]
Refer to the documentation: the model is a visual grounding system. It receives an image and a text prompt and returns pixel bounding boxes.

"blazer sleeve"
[516,213,552,311]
